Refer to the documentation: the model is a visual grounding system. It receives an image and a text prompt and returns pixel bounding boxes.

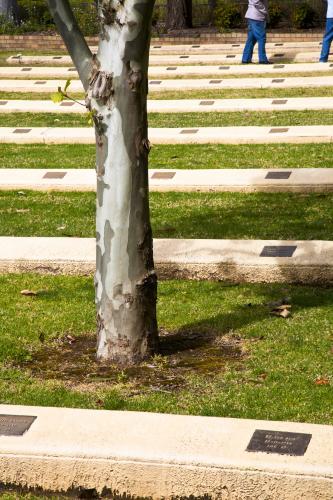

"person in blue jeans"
[320,0,333,62]
[242,0,270,64]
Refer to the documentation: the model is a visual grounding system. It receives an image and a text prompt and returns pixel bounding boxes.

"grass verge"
[0,274,332,424]
[1,86,333,102]
[0,191,332,240]
[0,109,333,128]
[2,70,333,81]
[0,143,333,170]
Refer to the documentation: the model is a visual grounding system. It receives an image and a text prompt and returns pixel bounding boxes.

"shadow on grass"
[21,298,269,393]
[151,192,333,241]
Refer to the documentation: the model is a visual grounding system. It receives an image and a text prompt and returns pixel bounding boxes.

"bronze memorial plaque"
[13,128,31,134]
[151,171,176,180]
[43,172,67,179]
[260,245,297,257]
[271,99,288,105]
[265,171,291,179]
[0,415,36,436]
[246,429,312,456]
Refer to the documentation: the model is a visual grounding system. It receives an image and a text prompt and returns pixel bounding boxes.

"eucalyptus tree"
[166,0,192,30]
[47,0,159,365]
[0,0,18,20]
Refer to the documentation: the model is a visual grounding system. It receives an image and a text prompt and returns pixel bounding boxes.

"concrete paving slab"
[2,62,333,80]
[0,99,86,113]
[148,41,324,54]
[0,78,83,93]
[1,237,333,284]
[0,126,332,145]
[2,76,333,93]
[1,97,333,115]
[1,168,333,193]
[6,52,326,66]
[0,127,93,144]
[148,97,333,112]
[0,405,332,498]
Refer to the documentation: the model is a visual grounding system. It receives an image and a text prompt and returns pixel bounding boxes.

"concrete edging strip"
[5,51,325,66]
[2,97,333,114]
[0,126,333,145]
[1,168,333,193]
[0,405,332,498]
[2,76,333,93]
[2,62,333,79]
[1,237,333,284]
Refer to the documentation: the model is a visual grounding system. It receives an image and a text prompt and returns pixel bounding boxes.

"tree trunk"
[0,0,18,20]
[48,0,159,366]
[166,0,192,30]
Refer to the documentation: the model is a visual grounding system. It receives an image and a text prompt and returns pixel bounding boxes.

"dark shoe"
[241,61,252,64]
[259,60,272,64]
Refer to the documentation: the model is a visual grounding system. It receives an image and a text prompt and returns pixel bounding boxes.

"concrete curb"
[148,41,324,54]
[2,76,333,93]
[5,51,325,66]
[1,126,333,145]
[3,97,333,114]
[2,62,333,80]
[0,405,331,499]
[1,168,333,193]
[1,237,333,284]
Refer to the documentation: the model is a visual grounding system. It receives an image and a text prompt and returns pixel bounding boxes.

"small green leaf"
[51,92,64,103]
[64,79,71,92]
[86,110,96,127]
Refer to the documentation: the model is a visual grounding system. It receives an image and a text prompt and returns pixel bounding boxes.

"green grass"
[0,92,85,100]
[150,86,333,100]
[3,70,333,81]
[0,493,61,500]
[0,109,332,128]
[1,85,333,102]
[1,143,333,170]
[0,274,332,424]
[1,191,332,240]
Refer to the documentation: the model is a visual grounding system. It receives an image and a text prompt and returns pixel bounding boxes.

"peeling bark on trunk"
[166,0,192,30]
[0,0,18,20]
[48,0,158,366]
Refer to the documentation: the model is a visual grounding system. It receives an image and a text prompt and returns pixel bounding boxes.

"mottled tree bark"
[47,0,159,366]
[166,0,192,30]
[0,0,18,20]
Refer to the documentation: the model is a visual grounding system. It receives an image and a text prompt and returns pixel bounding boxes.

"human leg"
[320,18,333,62]
[251,20,269,63]
[242,21,256,63]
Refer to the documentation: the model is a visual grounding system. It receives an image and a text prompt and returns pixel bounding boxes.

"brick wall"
[0,32,323,51]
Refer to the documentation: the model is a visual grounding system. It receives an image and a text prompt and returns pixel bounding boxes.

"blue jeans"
[320,18,333,62]
[242,19,269,63]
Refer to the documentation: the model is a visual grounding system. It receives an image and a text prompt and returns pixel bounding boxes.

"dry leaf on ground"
[315,376,330,386]
[270,304,291,318]
[20,289,37,296]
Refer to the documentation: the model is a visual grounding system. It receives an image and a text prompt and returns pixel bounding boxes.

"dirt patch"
[21,328,246,394]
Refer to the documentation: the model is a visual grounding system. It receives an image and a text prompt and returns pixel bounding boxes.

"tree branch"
[47,0,93,90]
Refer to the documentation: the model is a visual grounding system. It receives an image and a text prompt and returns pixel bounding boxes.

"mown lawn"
[1,143,333,170]
[0,109,333,128]
[0,191,332,240]
[1,86,333,102]
[3,70,333,81]
[0,274,332,425]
